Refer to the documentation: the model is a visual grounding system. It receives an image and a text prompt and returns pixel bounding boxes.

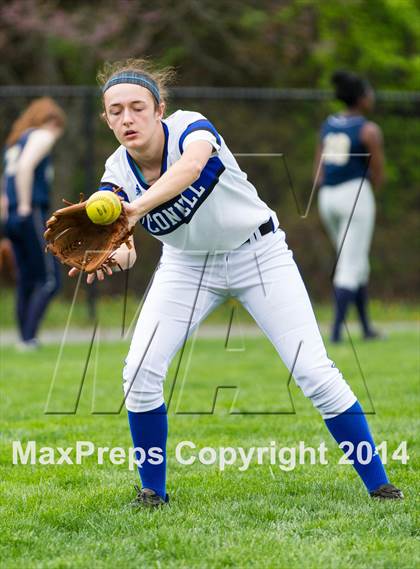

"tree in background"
[1,0,419,89]
[1,0,418,299]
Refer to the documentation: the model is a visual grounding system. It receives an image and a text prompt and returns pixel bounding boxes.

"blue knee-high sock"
[127,403,168,499]
[324,400,388,493]
[354,285,373,336]
[332,287,355,342]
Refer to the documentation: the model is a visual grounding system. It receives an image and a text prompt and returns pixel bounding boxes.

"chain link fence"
[1,86,419,304]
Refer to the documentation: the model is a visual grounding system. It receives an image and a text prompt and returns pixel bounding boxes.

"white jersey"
[101,110,278,253]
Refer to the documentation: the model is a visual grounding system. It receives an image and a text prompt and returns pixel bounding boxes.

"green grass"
[0,287,419,330]
[0,331,419,568]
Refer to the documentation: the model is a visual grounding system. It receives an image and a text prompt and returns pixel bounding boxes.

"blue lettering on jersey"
[141,156,225,235]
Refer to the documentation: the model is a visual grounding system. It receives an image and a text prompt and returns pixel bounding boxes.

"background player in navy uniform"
[71,59,402,506]
[3,97,66,349]
[314,71,385,343]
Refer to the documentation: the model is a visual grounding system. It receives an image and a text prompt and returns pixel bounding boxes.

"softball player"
[3,98,66,349]
[315,71,384,343]
[71,60,402,506]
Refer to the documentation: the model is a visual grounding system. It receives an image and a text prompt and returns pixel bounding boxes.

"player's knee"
[124,388,164,413]
[292,358,356,418]
[122,358,166,413]
[123,352,167,384]
[307,373,356,418]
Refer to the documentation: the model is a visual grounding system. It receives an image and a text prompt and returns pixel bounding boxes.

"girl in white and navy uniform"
[70,61,401,505]
[315,71,385,343]
[3,98,66,349]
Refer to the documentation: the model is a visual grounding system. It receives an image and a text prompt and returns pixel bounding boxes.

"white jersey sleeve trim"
[177,117,222,154]
[182,130,220,154]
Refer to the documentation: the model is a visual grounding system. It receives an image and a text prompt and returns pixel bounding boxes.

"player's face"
[103,84,164,151]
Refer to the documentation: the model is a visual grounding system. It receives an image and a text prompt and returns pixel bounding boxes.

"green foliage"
[0,1,418,299]
[2,0,419,89]
[313,0,420,89]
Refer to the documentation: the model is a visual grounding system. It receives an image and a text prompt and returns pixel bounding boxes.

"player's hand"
[123,201,143,230]
[68,266,113,284]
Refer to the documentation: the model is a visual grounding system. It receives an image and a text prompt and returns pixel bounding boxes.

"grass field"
[0,287,419,330]
[1,327,419,568]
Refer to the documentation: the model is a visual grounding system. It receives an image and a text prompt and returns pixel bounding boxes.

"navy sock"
[354,285,373,336]
[324,400,388,493]
[332,287,355,342]
[127,403,168,499]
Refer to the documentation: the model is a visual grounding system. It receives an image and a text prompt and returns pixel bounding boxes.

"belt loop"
[242,216,275,247]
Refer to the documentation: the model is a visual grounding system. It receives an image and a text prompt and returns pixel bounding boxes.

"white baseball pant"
[318,177,376,290]
[123,229,357,417]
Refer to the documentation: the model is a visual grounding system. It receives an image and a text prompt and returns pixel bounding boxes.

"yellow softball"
[85,191,122,225]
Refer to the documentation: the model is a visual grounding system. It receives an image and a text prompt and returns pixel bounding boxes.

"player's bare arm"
[312,140,324,188]
[15,128,61,216]
[360,121,385,189]
[78,140,213,283]
[124,140,213,226]
[0,174,8,222]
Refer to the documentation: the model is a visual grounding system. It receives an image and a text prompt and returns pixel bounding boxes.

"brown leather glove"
[44,190,133,273]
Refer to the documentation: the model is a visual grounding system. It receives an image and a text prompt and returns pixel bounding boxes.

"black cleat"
[370,483,404,500]
[129,485,169,509]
